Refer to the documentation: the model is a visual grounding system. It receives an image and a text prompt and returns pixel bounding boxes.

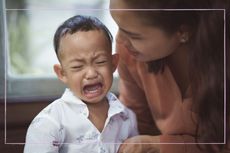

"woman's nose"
[116,30,130,46]
[85,67,98,80]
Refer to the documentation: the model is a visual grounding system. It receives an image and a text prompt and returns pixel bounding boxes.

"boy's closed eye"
[95,60,107,65]
[71,65,83,70]
[94,55,108,65]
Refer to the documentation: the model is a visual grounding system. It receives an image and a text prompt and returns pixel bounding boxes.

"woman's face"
[110,0,182,62]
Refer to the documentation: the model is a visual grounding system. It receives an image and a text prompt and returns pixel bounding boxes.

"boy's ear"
[53,64,67,83]
[111,53,119,72]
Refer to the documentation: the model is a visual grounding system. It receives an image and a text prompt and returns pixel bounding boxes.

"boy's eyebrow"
[94,52,108,58]
[68,52,108,63]
[69,58,84,63]
[119,27,141,37]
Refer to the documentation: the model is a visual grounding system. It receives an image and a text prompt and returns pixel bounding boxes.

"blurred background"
[7,0,118,77]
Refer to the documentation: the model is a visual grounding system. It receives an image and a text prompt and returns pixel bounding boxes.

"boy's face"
[54,30,118,104]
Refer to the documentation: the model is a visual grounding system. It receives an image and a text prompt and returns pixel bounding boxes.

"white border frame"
[2,0,226,145]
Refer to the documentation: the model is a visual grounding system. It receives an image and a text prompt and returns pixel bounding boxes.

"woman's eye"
[130,36,141,40]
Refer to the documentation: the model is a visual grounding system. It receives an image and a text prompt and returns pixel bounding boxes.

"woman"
[109,0,229,152]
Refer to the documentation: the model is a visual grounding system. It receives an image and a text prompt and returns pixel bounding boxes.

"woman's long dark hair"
[189,10,225,152]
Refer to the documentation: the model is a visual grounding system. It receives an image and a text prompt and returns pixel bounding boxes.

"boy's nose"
[85,67,98,80]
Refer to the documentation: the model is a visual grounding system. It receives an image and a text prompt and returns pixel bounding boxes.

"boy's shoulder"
[25,98,67,146]
[30,97,64,123]
[38,96,64,115]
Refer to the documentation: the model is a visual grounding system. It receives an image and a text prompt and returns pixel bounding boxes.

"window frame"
[0,0,6,101]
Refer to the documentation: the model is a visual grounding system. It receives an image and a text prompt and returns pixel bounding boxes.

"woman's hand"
[118,135,161,153]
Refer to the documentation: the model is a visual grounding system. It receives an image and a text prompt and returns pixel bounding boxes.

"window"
[2,0,118,100]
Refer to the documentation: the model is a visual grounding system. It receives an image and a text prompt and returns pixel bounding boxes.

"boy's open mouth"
[83,83,103,99]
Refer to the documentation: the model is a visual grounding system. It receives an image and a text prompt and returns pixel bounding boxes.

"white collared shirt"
[24,89,138,153]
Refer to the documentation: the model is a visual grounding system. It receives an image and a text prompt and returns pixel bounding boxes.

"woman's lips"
[128,50,139,57]
[126,47,139,57]
[83,83,103,99]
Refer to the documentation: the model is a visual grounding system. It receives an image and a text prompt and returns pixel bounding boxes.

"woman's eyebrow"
[119,27,141,37]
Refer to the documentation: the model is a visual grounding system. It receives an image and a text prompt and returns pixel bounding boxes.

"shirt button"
[98,135,103,141]
[100,147,106,153]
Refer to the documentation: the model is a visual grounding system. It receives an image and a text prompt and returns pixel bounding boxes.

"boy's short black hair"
[54,15,113,60]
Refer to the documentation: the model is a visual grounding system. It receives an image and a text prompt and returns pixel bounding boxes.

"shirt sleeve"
[117,44,160,135]
[127,109,139,137]
[24,115,65,153]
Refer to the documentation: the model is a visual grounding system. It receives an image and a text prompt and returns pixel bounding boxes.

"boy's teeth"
[86,85,100,91]
[84,84,102,93]
[83,83,103,99]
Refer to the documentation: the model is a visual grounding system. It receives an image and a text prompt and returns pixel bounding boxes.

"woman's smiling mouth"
[125,45,140,57]
[128,49,139,57]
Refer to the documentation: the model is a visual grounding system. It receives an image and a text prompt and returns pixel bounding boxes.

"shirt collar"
[61,88,89,117]
[106,92,127,118]
[61,88,86,105]
[61,88,127,118]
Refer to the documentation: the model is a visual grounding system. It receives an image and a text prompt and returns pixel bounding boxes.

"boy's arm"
[24,116,64,153]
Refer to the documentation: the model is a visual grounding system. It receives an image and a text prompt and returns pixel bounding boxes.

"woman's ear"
[111,53,119,72]
[53,64,67,84]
